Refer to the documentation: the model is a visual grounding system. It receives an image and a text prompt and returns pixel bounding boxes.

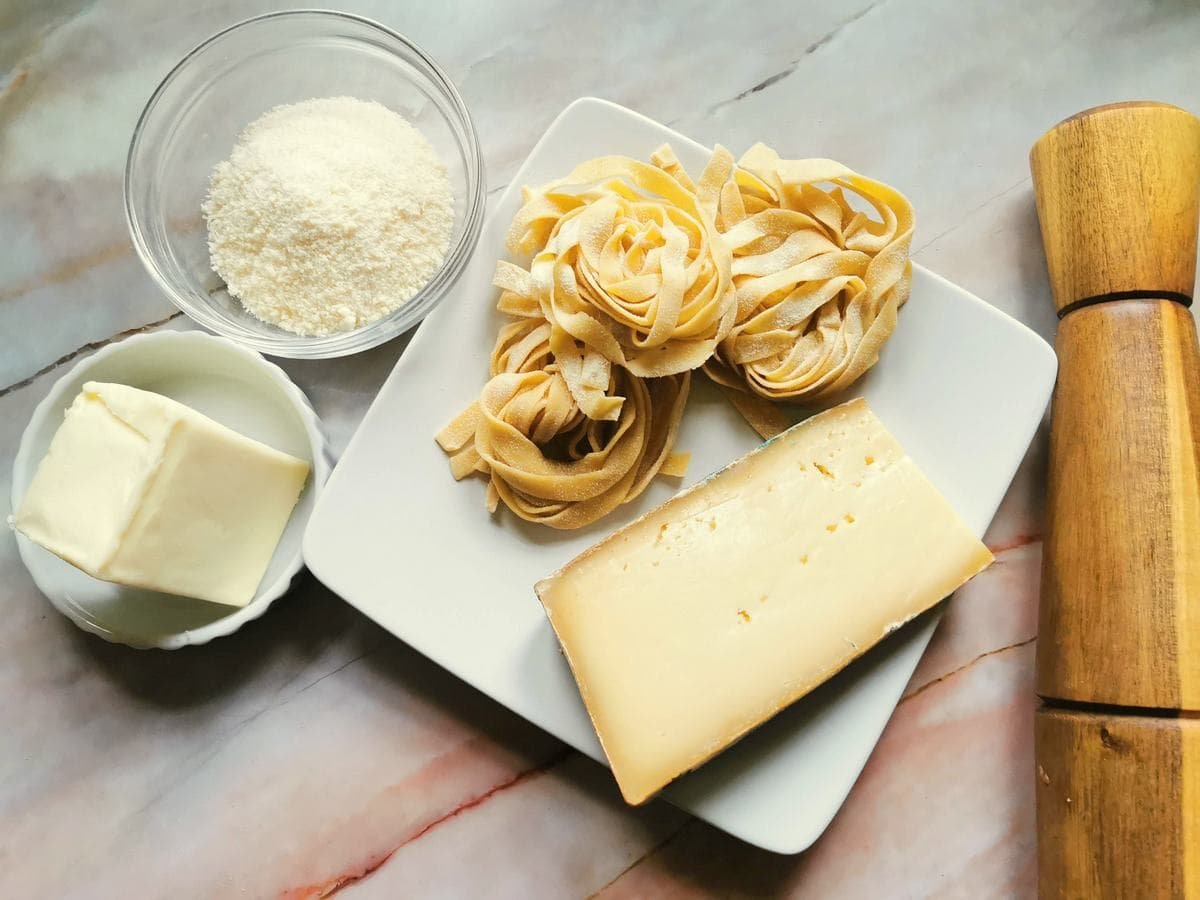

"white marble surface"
[2,1,1198,896]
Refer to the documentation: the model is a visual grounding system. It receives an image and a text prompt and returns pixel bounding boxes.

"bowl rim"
[9,329,332,650]
[124,8,487,359]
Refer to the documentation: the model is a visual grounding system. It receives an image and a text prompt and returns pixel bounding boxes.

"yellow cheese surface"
[536,398,993,805]
[14,382,310,607]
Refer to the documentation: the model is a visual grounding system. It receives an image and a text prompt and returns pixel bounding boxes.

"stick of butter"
[536,398,993,805]
[13,382,310,607]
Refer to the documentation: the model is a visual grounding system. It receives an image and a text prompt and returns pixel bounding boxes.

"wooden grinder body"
[1031,102,1200,897]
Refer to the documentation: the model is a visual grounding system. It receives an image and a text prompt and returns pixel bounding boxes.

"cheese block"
[535,398,993,804]
[13,382,310,607]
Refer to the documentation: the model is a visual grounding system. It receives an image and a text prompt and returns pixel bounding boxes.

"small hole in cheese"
[737,609,751,623]
[826,523,837,533]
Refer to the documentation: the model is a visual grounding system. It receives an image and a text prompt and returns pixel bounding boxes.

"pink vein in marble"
[279,744,574,899]
[337,755,687,898]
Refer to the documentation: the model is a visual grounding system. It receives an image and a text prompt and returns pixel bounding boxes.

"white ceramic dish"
[11,330,330,649]
[302,97,1057,852]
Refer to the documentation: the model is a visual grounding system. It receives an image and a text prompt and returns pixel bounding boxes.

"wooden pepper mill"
[1031,102,1200,897]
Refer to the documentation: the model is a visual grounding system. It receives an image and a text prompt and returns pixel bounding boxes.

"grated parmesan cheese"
[202,96,454,337]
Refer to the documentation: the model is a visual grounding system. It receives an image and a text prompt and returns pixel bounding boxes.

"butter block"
[14,382,310,607]
[536,398,993,805]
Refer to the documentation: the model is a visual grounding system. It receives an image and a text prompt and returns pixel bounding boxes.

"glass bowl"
[125,9,485,358]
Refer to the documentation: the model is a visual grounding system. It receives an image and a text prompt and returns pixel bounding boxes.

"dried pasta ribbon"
[703,143,914,404]
[437,401,487,480]
[492,317,553,374]
[704,363,795,441]
[437,321,691,530]
[494,265,621,421]
[649,144,696,192]
[502,149,739,406]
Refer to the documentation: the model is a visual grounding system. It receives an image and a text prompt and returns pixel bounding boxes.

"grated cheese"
[202,96,454,337]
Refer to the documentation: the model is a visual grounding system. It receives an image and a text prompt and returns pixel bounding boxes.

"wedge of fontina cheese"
[536,398,992,804]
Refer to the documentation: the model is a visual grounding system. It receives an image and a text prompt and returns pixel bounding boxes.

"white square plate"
[303,97,1056,853]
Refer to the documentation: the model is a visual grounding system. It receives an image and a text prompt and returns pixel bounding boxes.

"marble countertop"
[3,1,1197,896]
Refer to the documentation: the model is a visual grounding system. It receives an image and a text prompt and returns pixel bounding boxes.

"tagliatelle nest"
[702,144,914,417]
[436,319,690,530]
[438,141,914,528]
[496,148,738,420]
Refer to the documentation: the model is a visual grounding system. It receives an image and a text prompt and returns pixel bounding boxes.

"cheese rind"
[14,382,310,607]
[536,398,993,805]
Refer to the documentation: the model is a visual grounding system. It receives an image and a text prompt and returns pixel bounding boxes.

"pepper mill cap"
[1030,101,1200,315]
